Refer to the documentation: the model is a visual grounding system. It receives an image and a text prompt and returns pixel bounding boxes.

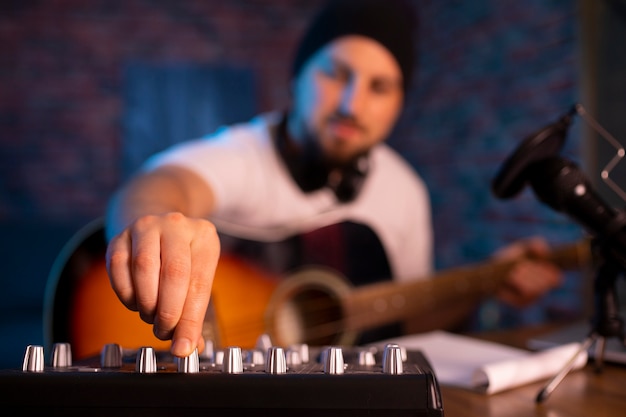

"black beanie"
[291,0,417,92]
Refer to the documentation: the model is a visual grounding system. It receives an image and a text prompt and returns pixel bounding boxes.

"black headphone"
[275,114,368,203]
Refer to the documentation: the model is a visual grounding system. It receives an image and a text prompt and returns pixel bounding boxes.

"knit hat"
[291,0,417,92]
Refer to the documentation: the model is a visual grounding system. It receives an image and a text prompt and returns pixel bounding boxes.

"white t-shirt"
[144,113,433,282]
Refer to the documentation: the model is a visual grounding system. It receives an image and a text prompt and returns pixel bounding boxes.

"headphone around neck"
[274,114,369,203]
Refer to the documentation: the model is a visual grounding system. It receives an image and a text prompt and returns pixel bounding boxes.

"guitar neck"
[342,240,591,332]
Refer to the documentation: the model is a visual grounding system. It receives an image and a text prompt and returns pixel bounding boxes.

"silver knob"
[245,349,265,366]
[319,345,331,365]
[213,349,224,365]
[223,346,243,374]
[384,343,406,361]
[22,345,45,372]
[382,344,404,375]
[51,342,72,368]
[289,343,310,363]
[177,348,200,373]
[285,349,302,366]
[101,343,123,368]
[255,334,273,352]
[358,350,376,366]
[397,344,408,362]
[135,346,157,373]
[323,347,345,375]
[199,339,214,361]
[265,347,287,374]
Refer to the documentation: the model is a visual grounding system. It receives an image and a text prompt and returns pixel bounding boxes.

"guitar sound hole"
[275,288,343,346]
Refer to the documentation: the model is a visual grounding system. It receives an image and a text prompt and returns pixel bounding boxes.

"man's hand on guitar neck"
[492,237,563,307]
[106,212,221,358]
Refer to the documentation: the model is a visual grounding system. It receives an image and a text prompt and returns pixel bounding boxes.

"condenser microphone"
[492,106,576,199]
[525,156,626,263]
[491,104,626,263]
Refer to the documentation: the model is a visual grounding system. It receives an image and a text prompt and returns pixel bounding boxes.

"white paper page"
[378,330,587,394]
[471,342,586,393]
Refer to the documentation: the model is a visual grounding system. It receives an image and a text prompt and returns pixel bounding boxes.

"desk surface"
[440,325,626,417]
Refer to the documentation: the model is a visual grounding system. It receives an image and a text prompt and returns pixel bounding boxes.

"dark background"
[1,0,625,368]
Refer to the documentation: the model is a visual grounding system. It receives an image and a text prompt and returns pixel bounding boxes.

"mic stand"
[536,238,626,403]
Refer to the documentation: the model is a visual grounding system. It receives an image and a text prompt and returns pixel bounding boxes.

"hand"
[106,212,220,357]
[493,237,563,308]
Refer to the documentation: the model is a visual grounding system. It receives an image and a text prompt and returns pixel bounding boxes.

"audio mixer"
[0,337,444,416]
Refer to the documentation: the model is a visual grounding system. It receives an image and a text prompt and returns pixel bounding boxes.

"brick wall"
[394,0,584,327]
[0,0,326,223]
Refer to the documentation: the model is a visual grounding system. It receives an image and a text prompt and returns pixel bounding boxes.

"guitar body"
[70,258,171,358]
[205,254,279,348]
[46,220,385,359]
[70,255,361,358]
[69,255,281,358]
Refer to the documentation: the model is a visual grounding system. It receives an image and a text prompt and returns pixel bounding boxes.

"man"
[105,0,562,358]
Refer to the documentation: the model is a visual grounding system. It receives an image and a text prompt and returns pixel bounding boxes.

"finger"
[105,230,137,311]
[492,240,529,260]
[153,234,192,341]
[497,288,526,308]
[170,227,219,357]
[497,269,531,307]
[497,279,538,307]
[525,238,552,258]
[170,253,216,356]
[521,262,563,292]
[498,262,562,306]
[130,226,162,324]
[493,237,551,260]
[170,275,213,357]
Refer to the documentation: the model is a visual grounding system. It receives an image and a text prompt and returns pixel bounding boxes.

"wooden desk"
[441,365,626,417]
[439,325,626,417]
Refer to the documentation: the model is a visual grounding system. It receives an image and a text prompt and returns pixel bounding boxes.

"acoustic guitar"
[55,222,591,359]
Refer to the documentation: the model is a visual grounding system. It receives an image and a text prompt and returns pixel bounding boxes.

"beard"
[307,112,370,169]
[282,111,370,201]
[304,128,367,171]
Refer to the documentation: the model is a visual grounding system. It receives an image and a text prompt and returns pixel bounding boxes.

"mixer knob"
[22,345,45,372]
[358,350,376,366]
[223,347,244,374]
[265,347,287,374]
[177,348,200,373]
[213,349,224,366]
[285,349,301,366]
[323,347,345,375]
[255,334,273,352]
[199,339,214,361]
[101,343,123,368]
[319,345,330,365]
[289,343,310,364]
[382,344,404,375]
[135,347,158,373]
[245,349,265,366]
[51,342,72,368]
[397,345,408,362]
[383,343,406,361]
